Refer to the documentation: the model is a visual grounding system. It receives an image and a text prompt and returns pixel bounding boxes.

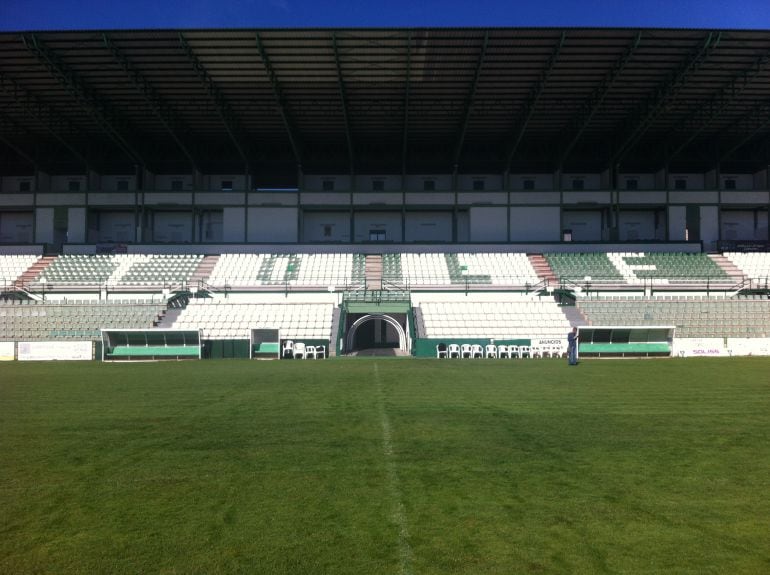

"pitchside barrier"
[101,329,201,361]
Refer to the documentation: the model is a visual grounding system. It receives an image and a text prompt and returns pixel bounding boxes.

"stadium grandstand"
[0,27,769,360]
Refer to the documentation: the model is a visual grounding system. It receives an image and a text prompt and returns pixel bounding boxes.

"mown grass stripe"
[374,362,414,575]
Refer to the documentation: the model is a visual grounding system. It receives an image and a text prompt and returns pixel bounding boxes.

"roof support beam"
[0,72,91,169]
[103,34,199,171]
[255,32,303,171]
[503,32,566,171]
[401,32,412,177]
[21,33,148,168]
[332,32,355,174]
[715,102,770,165]
[662,46,770,166]
[609,32,721,168]
[178,33,251,170]
[0,112,38,169]
[451,31,489,174]
[556,32,642,170]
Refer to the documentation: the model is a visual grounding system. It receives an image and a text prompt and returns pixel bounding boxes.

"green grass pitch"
[2,357,770,574]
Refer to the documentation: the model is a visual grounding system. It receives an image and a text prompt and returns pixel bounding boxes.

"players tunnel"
[345,313,408,354]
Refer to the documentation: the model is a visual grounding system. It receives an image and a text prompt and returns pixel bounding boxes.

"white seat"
[305,345,317,359]
[282,340,294,358]
[509,344,520,358]
[436,343,448,358]
[471,344,484,358]
[292,342,306,359]
[314,345,326,359]
[448,343,461,358]
[497,344,509,358]
[485,344,497,358]
[460,343,472,358]
[519,345,531,359]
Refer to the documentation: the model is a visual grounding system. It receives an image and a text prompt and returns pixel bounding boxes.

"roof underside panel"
[2,28,770,179]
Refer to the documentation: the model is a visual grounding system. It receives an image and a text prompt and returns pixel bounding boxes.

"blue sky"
[2,0,770,31]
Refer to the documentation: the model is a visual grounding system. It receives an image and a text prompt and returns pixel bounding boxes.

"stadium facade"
[1,28,769,361]
[0,27,768,250]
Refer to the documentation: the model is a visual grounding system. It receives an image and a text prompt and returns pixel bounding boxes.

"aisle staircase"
[528,254,557,285]
[365,254,383,290]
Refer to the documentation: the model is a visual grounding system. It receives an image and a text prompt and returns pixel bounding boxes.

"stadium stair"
[708,254,744,283]
[189,255,219,286]
[528,254,557,285]
[365,254,383,290]
[561,305,589,327]
[16,256,54,288]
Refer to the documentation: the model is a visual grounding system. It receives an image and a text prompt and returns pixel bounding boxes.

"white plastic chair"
[485,344,497,358]
[519,345,531,359]
[315,345,326,359]
[305,345,317,359]
[461,343,472,358]
[497,344,509,358]
[509,345,520,358]
[448,343,461,358]
[292,342,306,359]
[282,340,294,359]
[471,344,484,358]
[436,343,448,358]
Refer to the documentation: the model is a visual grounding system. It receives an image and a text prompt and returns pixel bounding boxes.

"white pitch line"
[374,362,414,575]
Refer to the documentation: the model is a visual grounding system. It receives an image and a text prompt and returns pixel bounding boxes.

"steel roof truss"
[503,32,566,171]
[256,32,303,170]
[557,32,642,169]
[22,33,148,168]
[452,31,489,173]
[103,34,199,171]
[610,31,721,168]
[178,33,250,170]
[332,32,355,174]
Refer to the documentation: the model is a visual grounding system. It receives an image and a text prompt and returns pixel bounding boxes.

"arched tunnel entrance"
[345,313,408,356]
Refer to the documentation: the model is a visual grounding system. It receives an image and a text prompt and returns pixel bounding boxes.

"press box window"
[372,180,385,192]
[625,179,638,190]
[571,179,584,191]
[423,179,436,191]
[522,179,535,190]
[68,181,81,192]
[472,180,485,191]
[19,181,31,192]
[322,180,335,192]
[674,178,687,190]
[369,229,386,242]
[117,180,129,191]
[323,225,333,238]
[221,180,233,191]
[723,179,736,190]
[171,180,184,191]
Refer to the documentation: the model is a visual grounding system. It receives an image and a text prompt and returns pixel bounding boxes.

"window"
[372,179,384,192]
[472,179,485,191]
[221,180,233,191]
[423,179,436,191]
[323,225,333,238]
[523,179,535,190]
[723,178,736,190]
[625,178,638,191]
[68,180,81,192]
[171,179,183,191]
[19,181,31,192]
[571,178,584,191]
[117,180,129,191]
[369,229,386,242]
[322,179,335,192]
[674,178,687,190]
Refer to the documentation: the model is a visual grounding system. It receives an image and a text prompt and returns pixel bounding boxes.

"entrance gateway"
[340,293,413,355]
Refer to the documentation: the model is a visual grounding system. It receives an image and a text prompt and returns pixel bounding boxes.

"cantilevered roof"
[2,28,770,182]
